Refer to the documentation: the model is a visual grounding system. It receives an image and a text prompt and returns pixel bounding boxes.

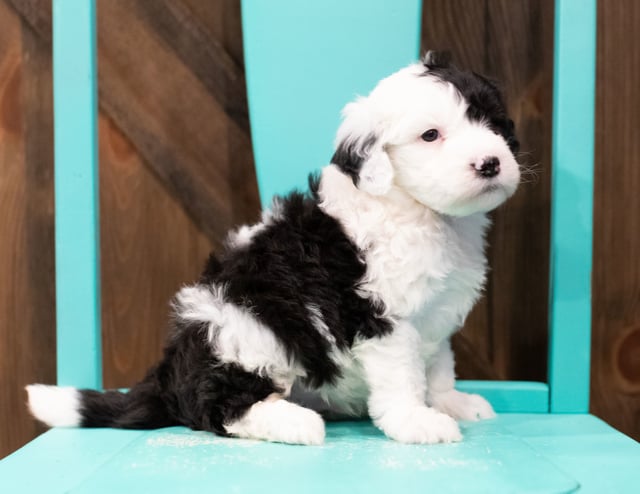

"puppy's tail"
[26,380,175,429]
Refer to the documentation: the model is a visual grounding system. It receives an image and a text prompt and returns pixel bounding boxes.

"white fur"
[430,389,496,422]
[224,396,325,445]
[335,62,519,217]
[353,321,461,443]
[226,200,283,249]
[319,166,488,324]
[305,304,336,346]
[175,285,304,392]
[226,223,266,249]
[425,340,496,421]
[26,384,81,427]
[312,169,496,434]
[25,60,516,445]
[357,147,395,196]
[289,60,519,434]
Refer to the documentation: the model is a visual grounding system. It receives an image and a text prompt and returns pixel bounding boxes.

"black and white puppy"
[27,52,520,445]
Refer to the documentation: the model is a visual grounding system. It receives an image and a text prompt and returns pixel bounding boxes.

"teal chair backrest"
[53,0,101,389]
[548,0,596,413]
[54,0,595,414]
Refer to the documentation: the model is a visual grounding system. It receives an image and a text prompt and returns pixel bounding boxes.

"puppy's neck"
[319,163,421,206]
[317,164,446,239]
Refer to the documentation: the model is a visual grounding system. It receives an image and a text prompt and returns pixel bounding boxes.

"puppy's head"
[331,51,520,216]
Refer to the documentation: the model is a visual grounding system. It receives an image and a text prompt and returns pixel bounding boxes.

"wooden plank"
[101,1,258,237]
[6,0,51,40]
[6,0,259,391]
[99,115,212,388]
[95,1,257,385]
[591,0,640,440]
[9,0,261,247]
[20,0,56,433]
[97,0,231,246]
[0,0,55,458]
[172,0,259,226]
[422,0,554,382]
[133,0,249,133]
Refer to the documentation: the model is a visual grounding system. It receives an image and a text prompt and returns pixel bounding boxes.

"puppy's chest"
[361,215,487,320]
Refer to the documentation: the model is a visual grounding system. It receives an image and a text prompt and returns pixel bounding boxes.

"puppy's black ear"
[332,99,393,196]
[506,119,520,153]
[423,50,452,70]
[331,136,393,196]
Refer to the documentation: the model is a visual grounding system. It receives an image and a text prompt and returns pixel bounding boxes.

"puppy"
[27,52,520,445]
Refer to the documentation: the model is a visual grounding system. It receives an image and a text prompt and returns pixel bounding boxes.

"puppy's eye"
[421,129,439,142]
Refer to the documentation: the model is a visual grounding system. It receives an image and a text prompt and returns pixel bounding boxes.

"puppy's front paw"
[429,389,496,421]
[375,405,462,444]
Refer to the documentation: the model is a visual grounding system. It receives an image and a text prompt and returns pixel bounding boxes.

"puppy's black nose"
[477,157,500,178]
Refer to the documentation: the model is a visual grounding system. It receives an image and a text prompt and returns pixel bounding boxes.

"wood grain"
[2,0,259,453]
[0,0,55,458]
[99,114,212,388]
[9,0,261,246]
[422,0,554,382]
[133,0,249,133]
[95,0,259,386]
[591,0,640,441]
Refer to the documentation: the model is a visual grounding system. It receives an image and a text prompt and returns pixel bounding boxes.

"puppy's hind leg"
[225,395,325,445]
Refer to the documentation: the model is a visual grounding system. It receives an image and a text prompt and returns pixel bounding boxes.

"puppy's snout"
[474,156,500,178]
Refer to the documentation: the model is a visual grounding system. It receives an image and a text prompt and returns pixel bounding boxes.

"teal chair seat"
[1,1,638,492]
[3,416,638,493]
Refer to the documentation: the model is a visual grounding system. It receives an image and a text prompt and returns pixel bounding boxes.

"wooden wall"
[592,0,640,441]
[0,0,56,459]
[0,0,259,458]
[422,0,554,383]
[0,0,638,458]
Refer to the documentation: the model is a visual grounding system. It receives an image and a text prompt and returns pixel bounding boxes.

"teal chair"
[1,1,638,492]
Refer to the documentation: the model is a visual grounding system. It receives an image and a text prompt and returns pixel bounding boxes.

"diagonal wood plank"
[99,114,213,388]
[9,0,260,247]
[133,0,250,133]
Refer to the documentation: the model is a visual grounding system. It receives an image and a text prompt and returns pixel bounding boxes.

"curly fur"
[27,52,519,445]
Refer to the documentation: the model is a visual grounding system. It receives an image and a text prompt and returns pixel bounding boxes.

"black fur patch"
[80,322,278,435]
[209,186,391,387]
[330,134,377,187]
[423,52,520,153]
[77,186,391,435]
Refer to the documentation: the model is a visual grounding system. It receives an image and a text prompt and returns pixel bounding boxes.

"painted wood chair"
[1,0,639,492]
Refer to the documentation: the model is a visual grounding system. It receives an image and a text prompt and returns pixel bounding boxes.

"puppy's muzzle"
[473,156,500,178]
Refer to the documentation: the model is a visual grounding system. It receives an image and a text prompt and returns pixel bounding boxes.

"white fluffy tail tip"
[26,384,82,427]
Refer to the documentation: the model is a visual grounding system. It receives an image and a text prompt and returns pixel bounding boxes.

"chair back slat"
[53,0,101,388]
[548,0,597,413]
[241,0,422,205]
